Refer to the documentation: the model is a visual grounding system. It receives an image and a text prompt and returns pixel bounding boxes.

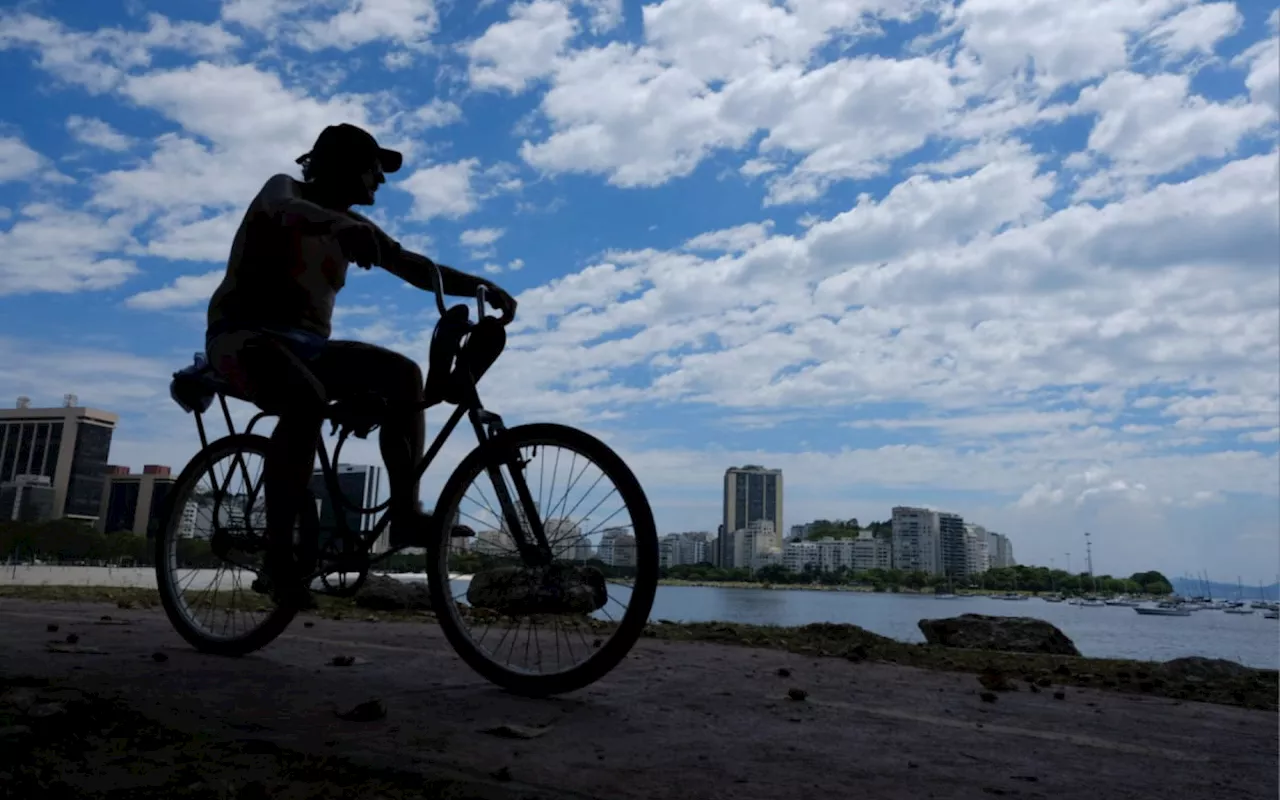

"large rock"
[1161,657,1253,683]
[467,564,607,616]
[353,574,432,611]
[918,614,1081,656]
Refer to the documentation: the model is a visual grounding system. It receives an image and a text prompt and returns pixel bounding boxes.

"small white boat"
[1105,597,1141,607]
[1135,602,1191,617]
[933,593,958,599]
[1071,597,1107,607]
[1264,610,1278,619]
[1223,606,1255,615]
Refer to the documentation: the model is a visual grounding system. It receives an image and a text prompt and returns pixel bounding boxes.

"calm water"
[6,566,1277,669]
[443,578,1279,670]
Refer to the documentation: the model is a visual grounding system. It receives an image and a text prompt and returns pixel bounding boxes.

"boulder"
[353,574,432,611]
[1160,657,1252,683]
[917,614,1081,656]
[467,564,607,615]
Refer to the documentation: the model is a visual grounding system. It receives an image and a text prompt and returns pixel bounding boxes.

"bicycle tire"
[155,433,314,657]
[427,423,659,696]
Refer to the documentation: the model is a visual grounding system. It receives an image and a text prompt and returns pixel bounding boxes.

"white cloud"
[0,136,44,182]
[522,43,755,187]
[125,269,224,310]
[0,11,241,94]
[402,98,462,129]
[294,0,440,51]
[468,0,578,93]
[146,210,242,262]
[949,0,1188,94]
[1145,2,1243,60]
[0,203,139,296]
[459,227,505,247]
[66,115,135,151]
[398,158,480,220]
[683,221,774,253]
[578,0,623,33]
[1233,10,1280,110]
[1073,71,1275,184]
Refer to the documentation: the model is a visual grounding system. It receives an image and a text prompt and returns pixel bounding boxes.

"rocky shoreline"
[2,584,1275,712]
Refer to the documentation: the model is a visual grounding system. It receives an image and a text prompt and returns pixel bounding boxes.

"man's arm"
[386,247,494,298]
[258,173,356,234]
[344,210,493,298]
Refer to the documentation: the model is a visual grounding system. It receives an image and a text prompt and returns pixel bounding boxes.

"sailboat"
[1223,577,1255,614]
[1072,531,1107,606]
[934,574,958,599]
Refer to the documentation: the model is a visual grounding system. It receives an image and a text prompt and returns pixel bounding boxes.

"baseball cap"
[296,123,403,174]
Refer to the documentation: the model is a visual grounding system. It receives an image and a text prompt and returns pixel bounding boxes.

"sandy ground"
[0,598,1275,800]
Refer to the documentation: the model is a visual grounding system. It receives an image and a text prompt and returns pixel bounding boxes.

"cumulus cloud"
[66,115,135,151]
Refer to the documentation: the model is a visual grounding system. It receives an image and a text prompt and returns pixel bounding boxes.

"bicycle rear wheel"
[155,433,318,657]
[427,423,658,696]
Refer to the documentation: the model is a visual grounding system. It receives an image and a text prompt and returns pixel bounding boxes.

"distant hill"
[1171,577,1280,600]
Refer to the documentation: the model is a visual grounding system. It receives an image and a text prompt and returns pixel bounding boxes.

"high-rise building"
[938,512,968,578]
[0,396,117,523]
[0,474,57,523]
[721,465,783,568]
[98,464,176,537]
[964,523,990,574]
[891,506,940,574]
[985,531,1015,568]
[309,464,384,551]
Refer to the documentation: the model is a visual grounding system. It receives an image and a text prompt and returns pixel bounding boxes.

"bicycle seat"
[170,356,246,414]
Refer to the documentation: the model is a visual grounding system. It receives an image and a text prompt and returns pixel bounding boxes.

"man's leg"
[315,342,429,539]
[208,331,326,596]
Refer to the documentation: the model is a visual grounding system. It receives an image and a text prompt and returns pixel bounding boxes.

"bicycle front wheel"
[428,423,658,696]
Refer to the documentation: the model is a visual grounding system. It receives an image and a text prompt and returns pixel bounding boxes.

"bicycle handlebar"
[424,258,508,324]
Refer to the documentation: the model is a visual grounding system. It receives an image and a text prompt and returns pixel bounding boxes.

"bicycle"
[155,262,659,696]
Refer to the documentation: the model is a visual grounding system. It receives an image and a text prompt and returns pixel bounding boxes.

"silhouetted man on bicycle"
[204,123,516,602]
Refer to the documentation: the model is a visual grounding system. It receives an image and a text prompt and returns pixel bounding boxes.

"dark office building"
[0,474,57,523]
[0,396,118,522]
[309,464,384,551]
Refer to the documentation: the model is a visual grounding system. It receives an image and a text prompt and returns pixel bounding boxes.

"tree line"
[663,563,1174,595]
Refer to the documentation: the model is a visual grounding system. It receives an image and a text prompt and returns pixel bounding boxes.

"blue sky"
[0,0,1277,582]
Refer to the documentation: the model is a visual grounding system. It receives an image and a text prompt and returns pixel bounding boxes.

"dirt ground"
[0,598,1276,800]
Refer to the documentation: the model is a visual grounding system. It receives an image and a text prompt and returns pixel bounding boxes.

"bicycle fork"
[475,412,553,565]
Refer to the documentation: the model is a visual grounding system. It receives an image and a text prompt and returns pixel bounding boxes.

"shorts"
[204,324,423,419]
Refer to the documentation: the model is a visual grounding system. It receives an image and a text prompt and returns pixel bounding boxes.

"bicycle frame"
[183,261,553,578]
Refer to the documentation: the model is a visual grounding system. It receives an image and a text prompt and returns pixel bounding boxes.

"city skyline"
[0,2,1276,585]
[0,393,1231,581]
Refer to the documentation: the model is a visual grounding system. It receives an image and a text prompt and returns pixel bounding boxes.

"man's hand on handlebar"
[482,281,518,323]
